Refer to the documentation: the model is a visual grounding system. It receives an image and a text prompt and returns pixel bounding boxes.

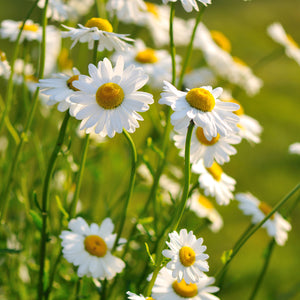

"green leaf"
[145,243,155,266]
[221,249,233,264]
[55,195,69,219]
[29,210,42,231]
[139,217,154,225]
[0,248,22,254]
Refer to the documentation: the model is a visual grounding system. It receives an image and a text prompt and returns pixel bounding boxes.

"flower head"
[60,217,125,279]
[162,0,211,13]
[38,0,72,21]
[289,142,300,155]
[162,229,209,284]
[126,292,152,300]
[236,193,292,246]
[0,50,11,79]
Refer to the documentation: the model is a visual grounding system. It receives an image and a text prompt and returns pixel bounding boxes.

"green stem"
[215,183,300,283]
[252,47,284,72]
[96,0,107,19]
[177,6,206,90]
[169,3,176,85]
[248,239,276,300]
[38,111,70,300]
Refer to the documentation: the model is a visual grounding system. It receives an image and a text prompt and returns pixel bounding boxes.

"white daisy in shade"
[0,50,11,79]
[67,0,94,20]
[152,267,220,300]
[192,160,236,205]
[38,0,71,22]
[267,23,300,66]
[159,82,240,141]
[62,17,133,52]
[126,291,152,300]
[162,0,211,13]
[289,143,300,155]
[162,229,209,284]
[37,68,82,116]
[189,190,223,232]
[0,19,42,42]
[173,125,241,168]
[69,56,154,138]
[235,193,292,246]
[60,217,126,279]
[183,67,217,90]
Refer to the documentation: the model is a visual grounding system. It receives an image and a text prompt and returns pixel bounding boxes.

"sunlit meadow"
[0,0,300,299]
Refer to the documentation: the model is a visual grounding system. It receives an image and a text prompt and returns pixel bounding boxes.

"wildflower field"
[0,0,300,299]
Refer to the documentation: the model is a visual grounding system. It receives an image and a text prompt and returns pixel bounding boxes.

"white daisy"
[37,68,82,116]
[38,0,71,22]
[152,267,220,300]
[126,291,150,300]
[68,0,94,19]
[192,160,236,205]
[189,190,223,232]
[60,217,126,279]
[173,125,241,167]
[162,229,209,284]
[289,143,300,155]
[0,19,42,42]
[12,58,35,85]
[267,23,300,66]
[162,0,211,13]
[159,81,240,141]
[183,67,217,90]
[69,56,154,138]
[0,50,11,79]
[235,193,292,246]
[62,17,133,52]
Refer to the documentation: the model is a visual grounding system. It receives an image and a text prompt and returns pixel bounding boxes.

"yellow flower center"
[0,50,6,62]
[84,235,107,257]
[186,88,215,112]
[67,75,80,91]
[172,279,198,298]
[233,56,247,66]
[196,127,220,146]
[58,48,73,70]
[179,246,196,267]
[210,30,232,52]
[146,298,155,300]
[145,2,159,19]
[20,22,39,32]
[286,34,299,48]
[198,195,214,210]
[259,202,275,220]
[226,99,244,116]
[25,74,38,83]
[135,49,158,64]
[85,18,113,32]
[96,82,124,109]
[206,162,223,181]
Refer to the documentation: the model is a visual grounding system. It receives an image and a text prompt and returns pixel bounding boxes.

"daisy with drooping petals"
[162,229,209,284]
[159,82,240,141]
[173,125,241,167]
[69,56,154,138]
[60,217,125,279]
[62,17,133,52]
[152,267,220,300]
[289,143,300,155]
[192,160,236,205]
[267,23,300,66]
[0,50,11,79]
[38,0,71,21]
[189,190,223,232]
[162,0,211,13]
[37,68,82,116]
[235,193,292,246]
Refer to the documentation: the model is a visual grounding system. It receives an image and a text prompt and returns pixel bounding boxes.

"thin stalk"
[177,6,206,90]
[248,239,276,300]
[75,278,82,300]
[215,183,300,283]
[169,3,176,85]
[38,111,70,300]
[252,47,284,71]
[96,0,107,19]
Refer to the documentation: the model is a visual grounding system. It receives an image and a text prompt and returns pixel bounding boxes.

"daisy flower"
[69,56,154,138]
[183,67,217,90]
[162,0,211,13]
[67,0,95,20]
[235,193,292,246]
[289,143,300,155]
[0,19,42,42]
[126,292,150,300]
[159,82,240,141]
[37,68,82,116]
[0,50,11,79]
[162,229,209,284]
[267,23,300,66]
[152,267,220,300]
[60,217,126,279]
[38,0,71,22]
[192,160,236,205]
[62,17,133,52]
[189,190,223,232]
[173,125,241,167]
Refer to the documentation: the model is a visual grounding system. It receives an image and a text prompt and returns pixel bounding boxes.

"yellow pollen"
[20,23,39,32]
[210,30,232,52]
[0,50,6,62]
[58,48,73,70]
[286,34,299,48]
[198,195,214,210]
[146,298,155,300]
[259,202,275,220]
[196,127,220,146]
[85,18,113,32]
[206,162,223,181]
[145,2,159,19]
[233,56,248,66]
[226,99,244,116]
[135,49,158,64]
[179,246,196,267]
[172,279,198,298]
[186,88,215,112]
[84,235,107,257]
[96,82,124,109]
[67,75,80,91]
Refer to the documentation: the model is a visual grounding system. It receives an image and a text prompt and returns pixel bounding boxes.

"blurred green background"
[0,0,300,299]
